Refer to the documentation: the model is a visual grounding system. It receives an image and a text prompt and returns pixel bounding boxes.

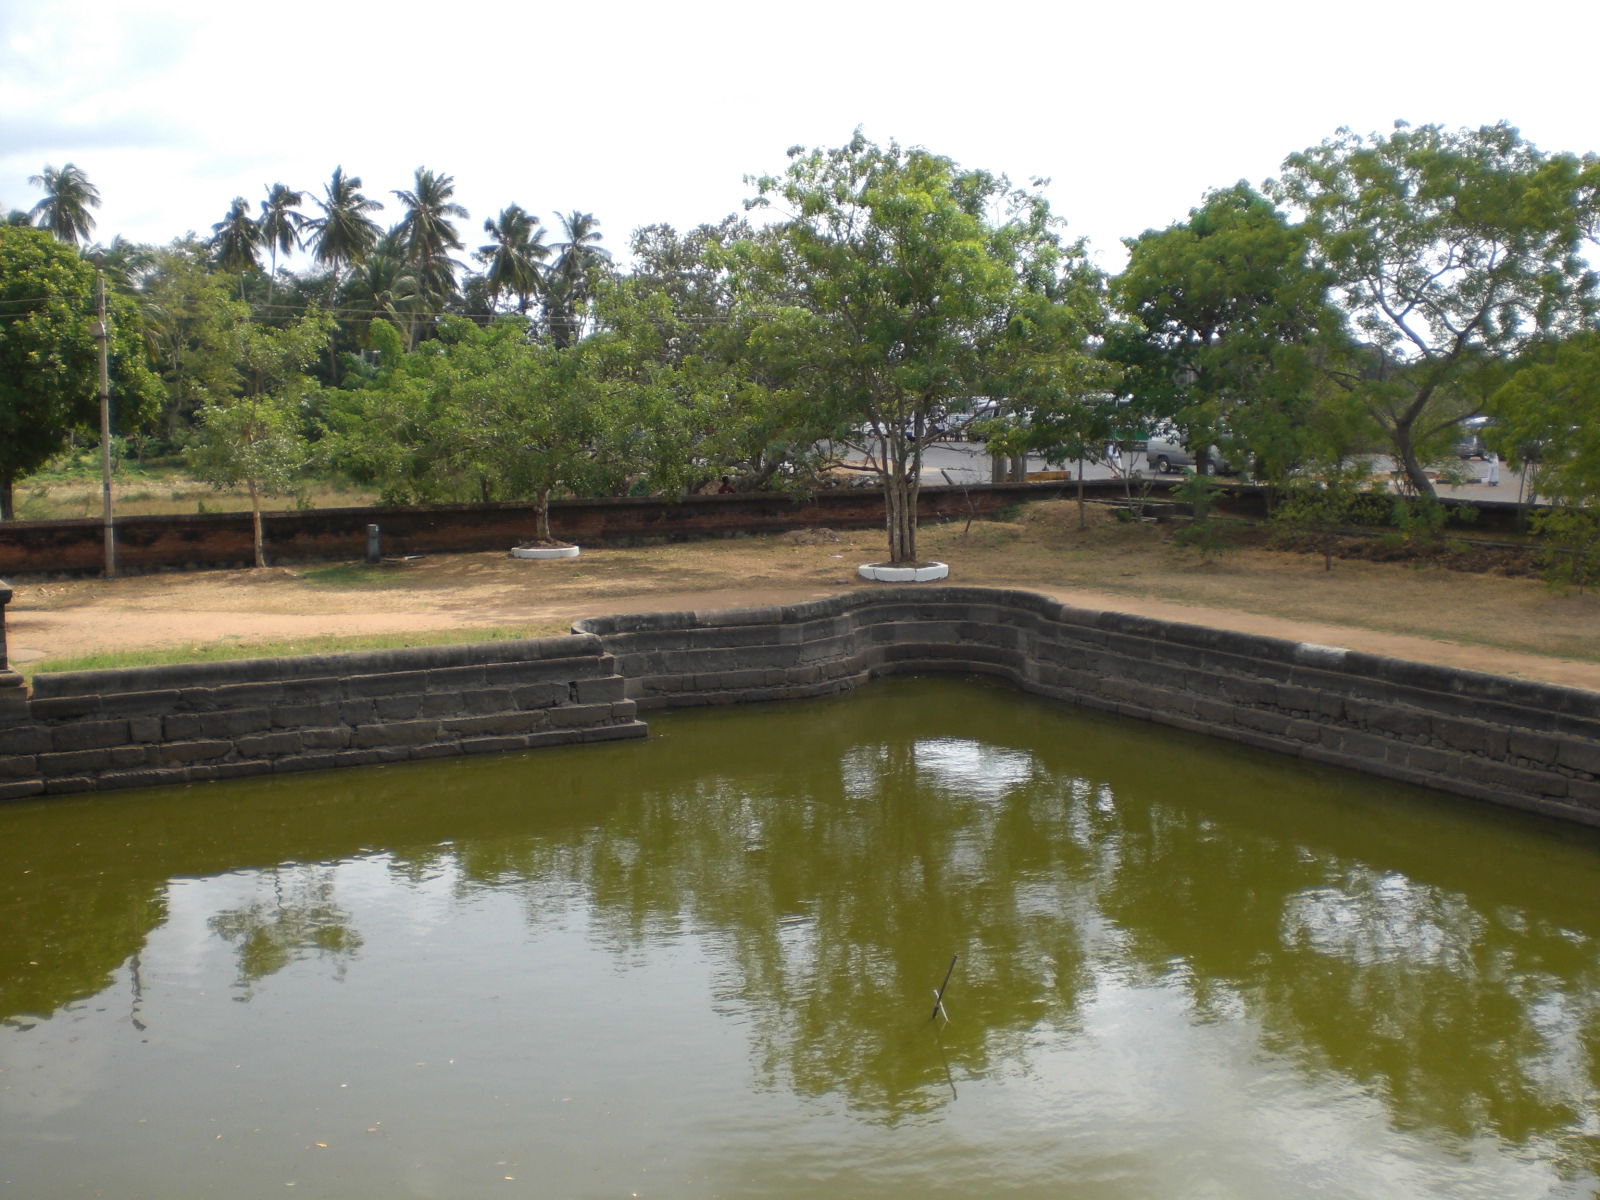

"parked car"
[1143,432,1232,475]
[1456,417,1492,459]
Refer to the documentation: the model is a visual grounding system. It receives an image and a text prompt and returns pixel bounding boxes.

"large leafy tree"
[589,217,829,494]
[730,133,1091,564]
[136,239,253,446]
[1107,182,1343,480]
[28,163,101,245]
[1273,122,1600,495]
[0,227,161,517]
[328,317,629,542]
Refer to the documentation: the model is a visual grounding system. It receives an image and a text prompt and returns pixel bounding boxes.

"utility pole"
[93,257,116,577]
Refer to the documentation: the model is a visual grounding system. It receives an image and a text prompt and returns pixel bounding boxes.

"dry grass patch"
[11,497,1600,682]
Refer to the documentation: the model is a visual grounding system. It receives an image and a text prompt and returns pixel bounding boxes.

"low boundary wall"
[0,481,1122,577]
[2,586,1597,829]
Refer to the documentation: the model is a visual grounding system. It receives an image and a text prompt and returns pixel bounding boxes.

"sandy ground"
[9,527,1600,693]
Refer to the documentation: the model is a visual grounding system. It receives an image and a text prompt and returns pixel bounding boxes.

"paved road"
[909,440,1531,500]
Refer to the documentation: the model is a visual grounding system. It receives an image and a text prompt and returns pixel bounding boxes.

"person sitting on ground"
[717,476,735,494]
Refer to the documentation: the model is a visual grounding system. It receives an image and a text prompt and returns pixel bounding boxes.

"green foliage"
[305,167,384,280]
[1170,471,1235,560]
[731,131,1101,563]
[1274,122,1600,494]
[137,240,254,446]
[1532,506,1600,593]
[1271,463,1386,571]
[1383,493,1470,554]
[1108,182,1342,479]
[28,162,100,245]
[0,226,162,517]
[477,204,549,315]
[184,307,334,564]
[591,218,832,495]
[324,317,635,542]
[545,211,612,349]
[390,167,468,344]
[209,197,262,277]
[1494,331,1600,506]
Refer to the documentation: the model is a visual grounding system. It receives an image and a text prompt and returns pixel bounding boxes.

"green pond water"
[1,675,1597,1199]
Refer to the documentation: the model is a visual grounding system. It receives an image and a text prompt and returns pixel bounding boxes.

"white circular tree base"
[511,544,580,560]
[857,561,949,583]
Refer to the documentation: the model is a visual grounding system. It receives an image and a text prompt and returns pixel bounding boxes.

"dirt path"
[9,520,1600,693]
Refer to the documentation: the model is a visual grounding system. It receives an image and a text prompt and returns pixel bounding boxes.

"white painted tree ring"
[857,561,949,582]
[510,545,581,560]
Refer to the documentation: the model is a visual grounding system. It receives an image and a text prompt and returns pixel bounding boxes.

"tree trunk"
[248,479,267,568]
[1076,458,1086,530]
[536,487,552,543]
[1392,422,1436,497]
[884,467,920,564]
[0,475,12,521]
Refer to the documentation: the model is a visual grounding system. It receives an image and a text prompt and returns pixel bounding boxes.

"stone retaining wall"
[3,585,1597,828]
[576,587,1600,829]
[0,636,643,800]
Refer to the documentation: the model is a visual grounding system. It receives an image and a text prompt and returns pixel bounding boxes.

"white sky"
[1,0,1593,275]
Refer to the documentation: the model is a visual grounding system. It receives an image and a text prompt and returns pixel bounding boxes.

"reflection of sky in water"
[1281,869,1485,969]
[912,737,1038,801]
[841,737,1039,803]
[1282,865,1600,1144]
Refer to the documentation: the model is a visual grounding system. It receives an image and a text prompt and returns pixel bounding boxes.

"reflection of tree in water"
[1093,798,1600,1169]
[208,865,363,998]
[443,694,1599,1162]
[0,883,168,1028]
[9,676,1594,1166]
[455,729,1102,1121]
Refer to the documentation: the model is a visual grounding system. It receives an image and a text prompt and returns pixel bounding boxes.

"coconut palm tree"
[348,231,421,343]
[258,183,306,300]
[304,167,384,292]
[95,235,157,290]
[28,162,101,245]
[303,168,384,383]
[210,197,262,299]
[545,210,612,348]
[477,204,549,314]
[393,167,467,302]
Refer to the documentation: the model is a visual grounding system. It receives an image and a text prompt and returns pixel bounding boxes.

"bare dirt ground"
[9,501,1600,691]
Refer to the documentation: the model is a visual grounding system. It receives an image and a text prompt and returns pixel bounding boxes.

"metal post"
[94,262,116,578]
[366,524,381,565]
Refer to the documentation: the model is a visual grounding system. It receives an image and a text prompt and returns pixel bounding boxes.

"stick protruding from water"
[931,954,958,1022]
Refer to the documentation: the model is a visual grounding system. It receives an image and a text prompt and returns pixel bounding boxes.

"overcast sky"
[1,0,1592,274]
